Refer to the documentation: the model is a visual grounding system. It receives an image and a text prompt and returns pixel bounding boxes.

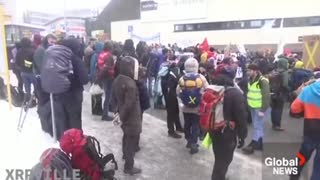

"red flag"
[199,38,209,52]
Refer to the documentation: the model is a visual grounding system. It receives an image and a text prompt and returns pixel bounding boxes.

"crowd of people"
[3,34,320,180]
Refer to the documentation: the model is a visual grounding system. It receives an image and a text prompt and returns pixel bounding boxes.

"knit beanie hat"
[184,58,199,73]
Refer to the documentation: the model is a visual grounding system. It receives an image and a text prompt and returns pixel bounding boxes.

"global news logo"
[264,152,306,176]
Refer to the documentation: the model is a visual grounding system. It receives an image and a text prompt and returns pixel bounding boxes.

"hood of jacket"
[94,42,104,54]
[277,58,289,71]
[60,38,81,57]
[309,81,320,98]
[20,38,32,48]
[119,56,139,80]
[184,58,199,73]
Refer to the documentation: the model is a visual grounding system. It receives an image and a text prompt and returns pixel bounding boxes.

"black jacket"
[214,75,248,139]
[16,43,34,73]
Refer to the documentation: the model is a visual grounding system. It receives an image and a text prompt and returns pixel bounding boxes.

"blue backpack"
[179,73,203,108]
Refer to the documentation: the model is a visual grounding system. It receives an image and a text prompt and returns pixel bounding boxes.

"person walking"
[209,70,248,180]
[177,57,209,154]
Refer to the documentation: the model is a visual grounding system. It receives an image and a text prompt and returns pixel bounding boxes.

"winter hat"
[294,61,304,69]
[184,58,199,73]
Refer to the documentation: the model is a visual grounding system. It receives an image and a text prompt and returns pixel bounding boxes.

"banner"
[140,0,208,22]
[131,32,160,45]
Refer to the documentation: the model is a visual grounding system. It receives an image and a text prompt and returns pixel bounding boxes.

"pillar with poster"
[302,35,320,70]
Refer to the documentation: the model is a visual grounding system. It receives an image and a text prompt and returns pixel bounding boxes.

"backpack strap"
[101,153,118,170]
[87,136,103,160]
[221,87,237,132]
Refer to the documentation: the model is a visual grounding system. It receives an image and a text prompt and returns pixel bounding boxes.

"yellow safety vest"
[247,77,268,108]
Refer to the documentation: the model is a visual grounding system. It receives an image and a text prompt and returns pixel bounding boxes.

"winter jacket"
[290,81,320,140]
[223,85,248,139]
[16,39,34,73]
[146,53,160,78]
[33,46,46,75]
[166,65,180,113]
[111,56,142,135]
[212,74,248,140]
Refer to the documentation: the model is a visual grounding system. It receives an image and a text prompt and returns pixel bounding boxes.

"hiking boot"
[168,132,182,139]
[242,140,256,155]
[256,138,263,151]
[186,143,199,149]
[135,146,141,153]
[102,116,113,121]
[124,167,142,175]
[272,126,285,131]
[176,128,184,133]
[190,144,199,155]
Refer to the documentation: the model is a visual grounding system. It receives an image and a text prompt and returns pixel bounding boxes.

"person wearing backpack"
[154,48,170,109]
[96,41,115,121]
[205,69,248,180]
[177,57,209,154]
[243,64,271,155]
[269,57,289,131]
[41,38,89,140]
[111,56,142,175]
[89,42,104,116]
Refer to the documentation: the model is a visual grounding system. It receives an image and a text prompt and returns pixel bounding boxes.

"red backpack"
[199,86,225,132]
[97,51,115,78]
[59,129,118,180]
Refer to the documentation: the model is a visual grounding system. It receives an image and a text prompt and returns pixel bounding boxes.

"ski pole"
[50,93,57,142]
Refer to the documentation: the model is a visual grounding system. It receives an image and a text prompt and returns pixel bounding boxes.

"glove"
[112,113,121,126]
[237,138,245,149]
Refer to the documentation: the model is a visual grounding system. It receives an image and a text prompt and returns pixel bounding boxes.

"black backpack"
[268,71,282,93]
[41,45,74,94]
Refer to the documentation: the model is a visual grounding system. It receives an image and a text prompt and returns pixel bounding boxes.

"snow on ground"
[0,101,59,178]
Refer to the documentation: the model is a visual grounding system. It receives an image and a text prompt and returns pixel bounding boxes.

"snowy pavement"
[0,89,305,180]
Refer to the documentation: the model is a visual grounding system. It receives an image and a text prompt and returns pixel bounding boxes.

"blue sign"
[128,25,133,33]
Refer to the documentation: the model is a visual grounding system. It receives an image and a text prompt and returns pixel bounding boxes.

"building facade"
[111,0,320,50]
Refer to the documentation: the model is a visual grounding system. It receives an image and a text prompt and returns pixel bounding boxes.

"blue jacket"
[89,42,104,82]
